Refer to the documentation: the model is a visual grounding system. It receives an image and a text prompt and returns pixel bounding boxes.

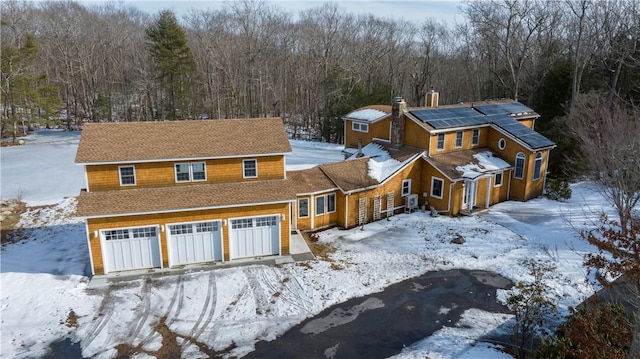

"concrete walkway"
[88,231,314,287]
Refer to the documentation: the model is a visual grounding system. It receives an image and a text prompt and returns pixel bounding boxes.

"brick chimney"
[391,96,407,149]
[426,87,439,108]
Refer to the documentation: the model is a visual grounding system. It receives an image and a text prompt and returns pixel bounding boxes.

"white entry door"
[229,215,280,259]
[168,221,222,266]
[102,226,161,273]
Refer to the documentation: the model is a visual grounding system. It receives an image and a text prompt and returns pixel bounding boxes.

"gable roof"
[76,179,296,218]
[346,142,423,182]
[75,118,292,164]
[426,148,511,181]
[343,105,392,123]
[406,101,554,151]
[319,158,379,192]
[287,167,338,195]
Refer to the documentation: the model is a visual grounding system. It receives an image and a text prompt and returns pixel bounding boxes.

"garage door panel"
[168,221,222,266]
[102,227,160,273]
[230,216,280,259]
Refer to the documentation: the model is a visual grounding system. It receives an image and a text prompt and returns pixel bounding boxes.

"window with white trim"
[495,171,503,187]
[514,153,525,179]
[472,129,479,146]
[175,162,207,182]
[298,198,309,218]
[243,159,257,178]
[401,179,411,196]
[498,138,506,150]
[327,193,336,212]
[437,133,445,150]
[119,166,136,186]
[431,177,444,198]
[352,122,369,133]
[455,131,463,148]
[316,196,325,215]
[533,152,542,180]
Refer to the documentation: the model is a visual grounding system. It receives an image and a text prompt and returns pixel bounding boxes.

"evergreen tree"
[145,10,196,120]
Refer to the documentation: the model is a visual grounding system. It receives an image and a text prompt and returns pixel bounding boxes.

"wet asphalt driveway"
[246,269,513,359]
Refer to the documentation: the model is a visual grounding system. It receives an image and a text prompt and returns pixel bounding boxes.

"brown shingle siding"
[75,118,291,164]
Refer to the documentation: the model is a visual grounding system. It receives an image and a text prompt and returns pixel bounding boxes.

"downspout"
[311,195,315,230]
[344,193,349,228]
[445,182,454,214]
[507,169,513,200]
[85,222,95,276]
[485,175,492,208]
[542,150,550,194]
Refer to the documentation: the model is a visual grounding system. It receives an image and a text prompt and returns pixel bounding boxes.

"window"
[231,218,253,229]
[298,198,309,218]
[437,133,445,150]
[455,131,463,148]
[327,193,336,212]
[243,159,257,178]
[514,153,525,179]
[498,138,506,150]
[175,162,206,182]
[352,122,369,133]
[119,166,136,186]
[431,177,444,198]
[533,153,542,180]
[472,129,479,146]
[401,179,411,196]
[256,216,277,227]
[495,172,503,187]
[169,224,193,235]
[104,229,129,241]
[316,196,325,215]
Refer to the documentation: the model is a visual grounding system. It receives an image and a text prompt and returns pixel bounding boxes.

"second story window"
[455,131,463,148]
[352,122,368,133]
[119,166,136,186]
[437,133,445,150]
[472,129,479,146]
[514,153,525,179]
[533,153,542,180]
[243,159,257,178]
[175,162,207,183]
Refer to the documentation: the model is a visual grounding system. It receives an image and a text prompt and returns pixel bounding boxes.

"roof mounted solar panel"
[473,102,535,116]
[410,107,488,129]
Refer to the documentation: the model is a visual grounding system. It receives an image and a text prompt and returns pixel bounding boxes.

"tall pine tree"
[145,10,196,120]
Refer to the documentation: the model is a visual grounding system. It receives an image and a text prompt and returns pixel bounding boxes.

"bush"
[536,303,633,359]
[544,177,572,201]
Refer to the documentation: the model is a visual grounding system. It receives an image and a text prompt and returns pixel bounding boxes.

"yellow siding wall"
[421,161,453,213]
[344,118,391,148]
[342,159,422,228]
[429,127,488,155]
[517,118,535,129]
[404,119,430,149]
[87,203,290,275]
[86,155,285,191]
[486,128,532,201]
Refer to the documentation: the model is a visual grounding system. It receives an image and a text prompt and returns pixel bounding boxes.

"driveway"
[245,269,512,359]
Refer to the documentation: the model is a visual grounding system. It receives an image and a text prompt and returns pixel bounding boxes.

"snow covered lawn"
[1,130,606,358]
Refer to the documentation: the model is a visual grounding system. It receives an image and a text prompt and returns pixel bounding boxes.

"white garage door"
[168,221,222,266]
[230,215,280,259]
[102,226,161,273]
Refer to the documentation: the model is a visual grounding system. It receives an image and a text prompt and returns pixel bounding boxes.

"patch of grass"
[1,198,27,244]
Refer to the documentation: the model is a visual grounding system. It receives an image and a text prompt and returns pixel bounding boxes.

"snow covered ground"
[0,129,609,358]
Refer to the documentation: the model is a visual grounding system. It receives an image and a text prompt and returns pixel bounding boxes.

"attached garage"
[167,221,223,266]
[229,215,281,259]
[101,226,161,273]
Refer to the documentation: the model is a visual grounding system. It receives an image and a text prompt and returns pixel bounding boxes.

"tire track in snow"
[82,284,116,350]
[139,274,185,347]
[125,277,153,343]
[244,267,271,315]
[182,271,217,351]
[280,271,315,314]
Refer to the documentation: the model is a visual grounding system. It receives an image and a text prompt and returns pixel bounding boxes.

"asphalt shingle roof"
[287,167,338,194]
[319,158,379,192]
[75,118,292,163]
[76,179,296,217]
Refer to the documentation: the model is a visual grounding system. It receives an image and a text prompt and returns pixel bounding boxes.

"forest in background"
[1,0,639,179]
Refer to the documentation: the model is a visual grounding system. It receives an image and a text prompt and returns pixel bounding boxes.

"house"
[75,118,295,275]
[340,91,556,218]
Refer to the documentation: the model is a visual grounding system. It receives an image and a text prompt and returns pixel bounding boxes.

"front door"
[462,180,476,212]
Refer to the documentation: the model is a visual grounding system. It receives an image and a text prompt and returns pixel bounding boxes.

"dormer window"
[352,122,369,133]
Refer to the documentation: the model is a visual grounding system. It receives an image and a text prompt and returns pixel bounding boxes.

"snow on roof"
[348,143,415,182]
[345,108,389,123]
[455,150,511,179]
